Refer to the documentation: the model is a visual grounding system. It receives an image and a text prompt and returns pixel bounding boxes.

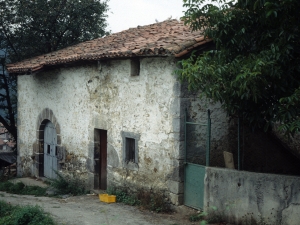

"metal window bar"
[184,109,211,166]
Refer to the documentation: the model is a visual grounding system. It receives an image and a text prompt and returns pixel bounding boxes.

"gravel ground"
[0,191,199,225]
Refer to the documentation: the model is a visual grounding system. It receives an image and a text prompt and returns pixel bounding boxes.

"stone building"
[7,20,230,205]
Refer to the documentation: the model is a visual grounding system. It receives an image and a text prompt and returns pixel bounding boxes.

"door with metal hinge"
[184,109,211,210]
[44,121,58,179]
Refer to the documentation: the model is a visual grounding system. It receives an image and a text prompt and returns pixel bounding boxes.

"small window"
[47,145,50,154]
[130,58,140,76]
[125,138,135,163]
[122,131,140,170]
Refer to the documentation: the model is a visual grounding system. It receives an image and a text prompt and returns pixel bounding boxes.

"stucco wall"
[204,167,300,225]
[17,57,186,203]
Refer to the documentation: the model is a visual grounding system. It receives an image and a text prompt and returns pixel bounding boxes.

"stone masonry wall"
[17,57,185,204]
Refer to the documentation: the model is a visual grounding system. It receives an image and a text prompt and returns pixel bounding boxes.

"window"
[122,131,140,170]
[125,138,135,163]
[130,58,140,76]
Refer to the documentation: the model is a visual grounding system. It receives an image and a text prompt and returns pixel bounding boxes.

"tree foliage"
[0,38,17,142]
[178,0,300,135]
[0,0,110,142]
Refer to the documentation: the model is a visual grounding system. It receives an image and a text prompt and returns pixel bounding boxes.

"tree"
[0,0,110,142]
[177,0,300,135]
[0,35,17,143]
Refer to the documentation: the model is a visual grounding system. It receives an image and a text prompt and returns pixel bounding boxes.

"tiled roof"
[7,19,209,74]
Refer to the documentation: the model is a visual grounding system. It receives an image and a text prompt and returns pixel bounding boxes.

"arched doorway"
[44,121,58,179]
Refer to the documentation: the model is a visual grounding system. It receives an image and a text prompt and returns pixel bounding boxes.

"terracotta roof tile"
[7,19,209,74]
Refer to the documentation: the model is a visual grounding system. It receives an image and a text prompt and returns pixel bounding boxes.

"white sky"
[106,0,186,33]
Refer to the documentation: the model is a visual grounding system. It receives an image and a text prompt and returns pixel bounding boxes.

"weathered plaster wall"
[204,167,300,225]
[17,57,185,204]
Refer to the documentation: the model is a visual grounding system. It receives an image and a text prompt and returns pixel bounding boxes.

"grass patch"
[107,187,171,213]
[0,171,87,197]
[0,200,55,225]
[189,213,204,222]
[0,181,47,196]
[48,171,87,196]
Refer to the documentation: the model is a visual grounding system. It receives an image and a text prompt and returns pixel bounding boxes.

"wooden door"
[94,129,107,190]
[99,130,107,189]
[44,121,57,179]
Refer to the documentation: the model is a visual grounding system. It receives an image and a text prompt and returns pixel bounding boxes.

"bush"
[137,190,171,213]
[9,182,25,194]
[0,200,14,217]
[0,201,55,225]
[0,181,13,192]
[21,186,47,196]
[107,187,171,213]
[0,181,47,196]
[189,213,204,222]
[49,171,87,196]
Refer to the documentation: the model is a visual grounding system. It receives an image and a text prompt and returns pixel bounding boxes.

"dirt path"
[0,191,196,225]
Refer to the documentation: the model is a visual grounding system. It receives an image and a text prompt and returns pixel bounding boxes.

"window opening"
[130,59,140,76]
[126,138,135,163]
[122,131,140,170]
[47,145,50,154]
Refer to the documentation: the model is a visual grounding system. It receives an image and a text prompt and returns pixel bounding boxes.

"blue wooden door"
[44,121,57,179]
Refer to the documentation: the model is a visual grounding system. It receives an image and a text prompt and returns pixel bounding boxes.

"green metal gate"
[184,109,211,209]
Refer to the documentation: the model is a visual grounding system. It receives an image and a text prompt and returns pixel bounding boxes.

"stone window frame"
[121,131,140,171]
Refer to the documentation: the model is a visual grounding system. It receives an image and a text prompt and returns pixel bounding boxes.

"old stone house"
[7,20,230,205]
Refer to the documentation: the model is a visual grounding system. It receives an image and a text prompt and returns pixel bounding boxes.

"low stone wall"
[204,167,300,225]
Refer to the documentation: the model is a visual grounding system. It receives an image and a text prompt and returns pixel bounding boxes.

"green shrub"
[107,187,139,206]
[137,190,171,213]
[0,181,47,196]
[116,190,140,206]
[9,182,25,194]
[189,213,204,222]
[49,171,87,196]
[21,186,47,196]
[0,200,14,217]
[0,181,13,192]
[108,187,171,213]
[12,205,55,225]
[0,201,55,225]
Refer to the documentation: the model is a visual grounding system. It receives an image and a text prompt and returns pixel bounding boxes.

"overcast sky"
[107,0,186,33]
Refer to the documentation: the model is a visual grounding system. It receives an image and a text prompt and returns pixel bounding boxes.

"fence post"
[206,109,211,166]
[184,109,187,164]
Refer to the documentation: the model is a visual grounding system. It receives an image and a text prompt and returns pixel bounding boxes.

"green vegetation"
[189,213,205,222]
[107,187,171,213]
[188,206,225,225]
[48,171,87,196]
[178,0,300,136]
[0,200,55,225]
[0,172,88,197]
[0,181,47,196]
[114,189,140,206]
